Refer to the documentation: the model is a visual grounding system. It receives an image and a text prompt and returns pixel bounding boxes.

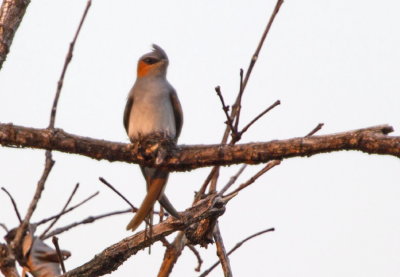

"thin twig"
[240,0,284,95]
[306,123,324,137]
[99,177,136,210]
[1,187,22,223]
[0,223,8,232]
[199,228,275,277]
[48,0,92,129]
[234,100,280,143]
[43,209,131,240]
[233,68,244,131]
[213,224,232,277]
[52,236,66,274]
[207,0,284,193]
[195,167,219,203]
[218,165,247,196]
[215,86,236,135]
[187,245,203,272]
[35,191,99,226]
[230,0,285,134]
[40,183,80,239]
[224,160,281,198]
[11,151,54,258]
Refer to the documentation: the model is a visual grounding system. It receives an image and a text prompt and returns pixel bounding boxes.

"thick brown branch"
[0,0,31,69]
[158,232,186,277]
[62,195,225,277]
[0,123,398,171]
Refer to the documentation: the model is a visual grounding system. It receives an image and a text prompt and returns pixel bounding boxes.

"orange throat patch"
[137,60,154,78]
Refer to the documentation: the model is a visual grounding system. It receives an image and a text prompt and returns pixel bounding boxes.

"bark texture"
[61,195,225,277]
[0,0,30,69]
[0,123,398,171]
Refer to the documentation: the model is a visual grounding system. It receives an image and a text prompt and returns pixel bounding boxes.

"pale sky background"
[0,0,399,276]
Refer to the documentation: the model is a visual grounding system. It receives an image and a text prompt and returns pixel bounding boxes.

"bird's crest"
[150,44,168,61]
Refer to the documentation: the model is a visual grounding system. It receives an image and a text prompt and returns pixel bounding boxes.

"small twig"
[207,0,284,193]
[40,183,79,239]
[187,245,203,272]
[224,160,281,198]
[0,223,8,232]
[218,165,247,196]
[195,167,219,203]
[306,123,324,137]
[48,0,92,129]
[35,191,99,226]
[230,0,284,129]
[213,224,232,277]
[199,228,275,277]
[99,177,136,210]
[1,187,22,223]
[233,68,244,131]
[43,209,131,240]
[52,236,66,274]
[233,100,280,143]
[11,151,54,257]
[240,0,284,94]
[215,86,236,135]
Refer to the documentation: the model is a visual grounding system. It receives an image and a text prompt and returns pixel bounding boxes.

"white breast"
[128,80,176,139]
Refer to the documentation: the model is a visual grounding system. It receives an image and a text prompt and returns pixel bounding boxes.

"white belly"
[128,93,176,139]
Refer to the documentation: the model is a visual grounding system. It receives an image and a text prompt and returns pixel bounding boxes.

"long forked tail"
[126,176,167,231]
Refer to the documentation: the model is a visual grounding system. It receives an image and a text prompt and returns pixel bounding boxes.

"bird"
[123,44,183,232]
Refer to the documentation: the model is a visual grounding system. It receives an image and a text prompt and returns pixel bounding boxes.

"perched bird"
[123,44,183,231]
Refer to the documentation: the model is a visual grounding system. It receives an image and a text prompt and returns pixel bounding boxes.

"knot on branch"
[184,196,226,247]
[132,133,177,166]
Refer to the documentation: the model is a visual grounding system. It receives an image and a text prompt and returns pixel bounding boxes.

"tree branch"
[62,195,226,277]
[0,0,31,69]
[0,243,19,277]
[0,123,398,171]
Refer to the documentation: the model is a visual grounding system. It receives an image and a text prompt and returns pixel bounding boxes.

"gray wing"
[169,89,183,139]
[123,95,134,134]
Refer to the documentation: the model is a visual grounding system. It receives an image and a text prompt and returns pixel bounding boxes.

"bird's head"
[137,44,169,78]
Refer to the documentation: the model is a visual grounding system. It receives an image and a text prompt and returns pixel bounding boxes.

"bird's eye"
[143,57,158,65]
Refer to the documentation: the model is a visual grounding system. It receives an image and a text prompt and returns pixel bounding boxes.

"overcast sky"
[0,0,399,276]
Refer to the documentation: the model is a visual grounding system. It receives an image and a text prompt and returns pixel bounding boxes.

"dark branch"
[40,183,80,239]
[213,225,232,277]
[187,244,203,272]
[306,123,324,137]
[10,151,54,261]
[99,177,136,210]
[0,123,398,171]
[218,164,247,196]
[62,195,225,277]
[215,86,236,136]
[52,236,66,274]
[1,187,22,223]
[49,0,92,129]
[35,191,99,227]
[225,160,281,198]
[199,228,275,277]
[42,209,130,240]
